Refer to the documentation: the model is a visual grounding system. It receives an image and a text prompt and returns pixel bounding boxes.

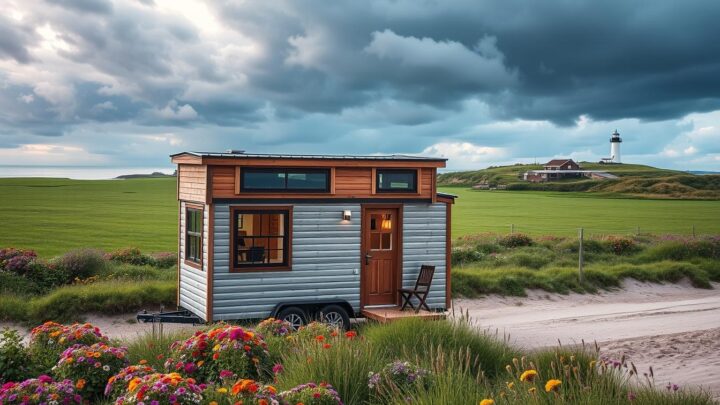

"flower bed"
[0,375,82,404]
[165,324,271,382]
[53,343,129,398]
[104,364,157,399]
[279,382,343,405]
[203,378,278,405]
[28,322,109,372]
[114,372,205,405]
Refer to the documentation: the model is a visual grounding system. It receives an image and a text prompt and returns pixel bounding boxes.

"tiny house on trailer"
[170,151,455,328]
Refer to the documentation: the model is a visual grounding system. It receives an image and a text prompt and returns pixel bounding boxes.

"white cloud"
[421,142,506,170]
[17,93,34,103]
[0,143,107,165]
[154,100,198,120]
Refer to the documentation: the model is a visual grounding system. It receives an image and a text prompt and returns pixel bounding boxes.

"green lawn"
[1,178,719,258]
[442,187,720,237]
[0,177,177,257]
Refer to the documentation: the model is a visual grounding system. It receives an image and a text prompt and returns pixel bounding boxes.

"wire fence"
[457,223,717,238]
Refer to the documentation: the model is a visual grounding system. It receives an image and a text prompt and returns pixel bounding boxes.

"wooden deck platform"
[361,306,446,323]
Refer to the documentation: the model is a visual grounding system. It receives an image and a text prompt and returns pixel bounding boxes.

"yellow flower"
[529,387,537,394]
[197,360,205,367]
[506,381,515,390]
[128,377,141,393]
[545,379,562,392]
[213,344,221,351]
[519,369,538,382]
[479,399,495,405]
[216,387,228,394]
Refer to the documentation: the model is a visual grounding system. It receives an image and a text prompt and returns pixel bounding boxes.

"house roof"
[544,159,576,167]
[171,151,447,162]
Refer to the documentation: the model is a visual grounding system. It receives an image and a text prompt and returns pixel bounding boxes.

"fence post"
[636,226,640,235]
[510,224,514,234]
[578,228,585,284]
[692,225,696,238]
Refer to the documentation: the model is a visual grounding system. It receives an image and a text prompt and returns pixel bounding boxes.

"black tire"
[320,304,351,331]
[277,306,307,331]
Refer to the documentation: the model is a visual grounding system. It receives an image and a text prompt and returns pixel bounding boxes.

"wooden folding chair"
[399,265,435,313]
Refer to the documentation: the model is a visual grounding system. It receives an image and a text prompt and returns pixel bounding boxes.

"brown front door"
[362,207,400,306]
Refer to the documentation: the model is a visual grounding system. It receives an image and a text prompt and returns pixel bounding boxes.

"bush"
[28,322,109,373]
[256,317,293,338]
[53,343,129,399]
[603,236,638,255]
[113,372,205,404]
[279,382,343,405]
[104,364,157,399]
[368,360,433,400]
[451,248,484,266]
[105,247,154,266]
[25,261,69,292]
[498,233,533,248]
[165,324,272,383]
[56,248,106,279]
[0,248,37,275]
[0,271,41,296]
[0,375,83,404]
[150,252,177,268]
[0,328,35,383]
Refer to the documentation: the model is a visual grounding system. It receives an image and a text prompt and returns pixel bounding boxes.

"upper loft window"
[376,169,417,193]
[241,168,330,192]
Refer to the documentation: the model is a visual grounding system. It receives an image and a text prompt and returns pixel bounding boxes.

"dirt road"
[454,279,720,399]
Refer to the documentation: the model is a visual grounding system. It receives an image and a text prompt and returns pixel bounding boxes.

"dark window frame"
[185,205,203,269]
[230,206,293,272]
[240,168,331,193]
[376,169,418,193]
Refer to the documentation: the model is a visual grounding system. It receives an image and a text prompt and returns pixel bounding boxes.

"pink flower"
[272,364,284,375]
[219,370,234,379]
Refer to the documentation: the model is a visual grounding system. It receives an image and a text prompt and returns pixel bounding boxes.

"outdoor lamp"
[342,210,352,221]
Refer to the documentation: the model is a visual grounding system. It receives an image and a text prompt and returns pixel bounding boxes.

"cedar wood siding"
[178,201,208,320]
[210,202,448,320]
[210,166,435,199]
[178,164,207,203]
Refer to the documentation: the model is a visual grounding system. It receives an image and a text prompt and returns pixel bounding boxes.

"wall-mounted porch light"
[342,210,352,221]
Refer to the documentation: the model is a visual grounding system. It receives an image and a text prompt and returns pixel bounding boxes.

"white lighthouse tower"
[610,129,622,163]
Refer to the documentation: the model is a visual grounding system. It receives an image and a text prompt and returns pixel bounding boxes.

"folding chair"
[399,265,435,313]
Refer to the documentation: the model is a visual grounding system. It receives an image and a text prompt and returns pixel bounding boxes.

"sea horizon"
[0,165,176,180]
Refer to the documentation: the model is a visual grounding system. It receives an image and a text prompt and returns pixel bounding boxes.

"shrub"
[603,236,638,255]
[368,360,433,400]
[104,364,157,399]
[279,382,343,405]
[0,375,83,404]
[165,324,272,383]
[150,252,177,268]
[105,247,153,266]
[0,271,40,296]
[451,248,484,266]
[113,372,205,404]
[25,261,69,292]
[28,322,109,373]
[0,248,37,275]
[53,343,129,399]
[203,379,278,404]
[0,328,34,383]
[56,248,106,279]
[256,317,293,337]
[498,233,533,248]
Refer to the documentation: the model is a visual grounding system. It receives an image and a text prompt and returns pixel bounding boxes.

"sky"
[1,0,720,172]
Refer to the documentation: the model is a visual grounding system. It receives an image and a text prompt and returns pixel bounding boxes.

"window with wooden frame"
[241,168,330,192]
[185,206,203,268]
[231,206,292,271]
[376,169,417,193]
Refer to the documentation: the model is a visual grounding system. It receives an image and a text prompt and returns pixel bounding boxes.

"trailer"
[167,151,455,329]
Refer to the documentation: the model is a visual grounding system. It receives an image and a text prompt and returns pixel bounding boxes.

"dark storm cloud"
[0,15,36,63]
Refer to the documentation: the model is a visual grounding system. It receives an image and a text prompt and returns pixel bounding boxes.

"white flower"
[103,365,110,371]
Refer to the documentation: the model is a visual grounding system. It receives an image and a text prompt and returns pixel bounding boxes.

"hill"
[438,162,720,198]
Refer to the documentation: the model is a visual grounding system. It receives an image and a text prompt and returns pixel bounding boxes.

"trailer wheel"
[277,307,307,331]
[320,304,350,331]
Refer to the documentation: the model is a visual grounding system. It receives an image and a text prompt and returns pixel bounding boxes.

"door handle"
[365,253,372,265]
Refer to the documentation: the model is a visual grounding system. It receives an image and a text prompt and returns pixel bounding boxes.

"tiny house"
[171,151,455,328]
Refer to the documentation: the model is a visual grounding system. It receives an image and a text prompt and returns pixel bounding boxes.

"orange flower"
[139,359,148,365]
[330,330,338,337]
[128,377,141,393]
[315,335,325,342]
[520,370,538,382]
[75,379,86,390]
[213,353,220,360]
[197,360,205,367]
[259,400,268,405]
[244,345,251,351]
[345,331,357,339]
[323,343,332,349]
[545,379,562,392]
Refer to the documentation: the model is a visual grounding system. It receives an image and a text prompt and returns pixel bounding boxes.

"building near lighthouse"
[601,130,622,164]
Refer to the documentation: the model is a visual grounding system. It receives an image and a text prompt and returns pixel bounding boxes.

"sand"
[453,279,720,399]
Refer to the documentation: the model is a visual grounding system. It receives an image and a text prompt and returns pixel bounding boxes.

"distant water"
[0,166,175,180]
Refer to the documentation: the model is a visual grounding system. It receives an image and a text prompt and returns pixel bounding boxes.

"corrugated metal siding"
[179,201,207,320]
[402,203,447,309]
[213,204,362,320]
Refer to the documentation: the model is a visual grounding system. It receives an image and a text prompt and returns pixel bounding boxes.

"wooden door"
[362,208,400,306]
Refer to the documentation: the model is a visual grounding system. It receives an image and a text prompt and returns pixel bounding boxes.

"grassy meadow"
[441,187,720,237]
[0,177,177,256]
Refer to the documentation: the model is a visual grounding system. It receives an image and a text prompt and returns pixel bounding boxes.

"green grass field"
[1,178,719,257]
[0,177,177,256]
[441,187,720,237]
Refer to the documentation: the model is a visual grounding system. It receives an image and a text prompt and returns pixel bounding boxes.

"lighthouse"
[610,129,622,163]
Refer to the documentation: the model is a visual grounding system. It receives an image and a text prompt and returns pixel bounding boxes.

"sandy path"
[453,279,720,399]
